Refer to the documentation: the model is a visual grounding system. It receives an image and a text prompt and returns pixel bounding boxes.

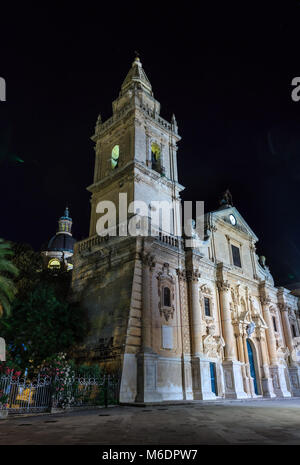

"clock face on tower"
[229,214,236,226]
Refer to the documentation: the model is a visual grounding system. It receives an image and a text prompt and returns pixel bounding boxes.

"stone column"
[260,297,291,397]
[136,249,162,403]
[217,281,236,360]
[188,270,203,355]
[279,304,294,363]
[279,304,300,396]
[142,257,153,352]
[187,269,215,400]
[217,281,247,399]
[234,323,250,395]
[260,298,278,366]
[257,333,276,398]
[236,333,244,363]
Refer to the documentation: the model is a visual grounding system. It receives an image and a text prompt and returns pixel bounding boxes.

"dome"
[47,233,76,253]
[45,206,76,254]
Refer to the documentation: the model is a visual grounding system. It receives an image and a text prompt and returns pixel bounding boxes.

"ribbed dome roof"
[47,233,76,253]
[46,206,76,253]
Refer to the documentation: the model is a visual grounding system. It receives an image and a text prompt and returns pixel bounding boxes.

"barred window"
[272,316,277,332]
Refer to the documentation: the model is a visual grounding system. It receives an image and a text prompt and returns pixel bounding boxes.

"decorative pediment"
[211,206,258,242]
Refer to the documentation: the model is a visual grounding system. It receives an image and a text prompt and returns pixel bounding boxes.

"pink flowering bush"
[40,353,76,409]
[0,362,22,380]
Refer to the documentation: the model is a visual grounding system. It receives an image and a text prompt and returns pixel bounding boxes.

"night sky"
[1,2,300,286]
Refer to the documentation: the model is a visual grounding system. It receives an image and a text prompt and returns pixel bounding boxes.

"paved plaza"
[1,398,300,445]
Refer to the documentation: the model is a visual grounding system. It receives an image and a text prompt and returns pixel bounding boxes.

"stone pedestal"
[222,361,248,399]
[135,352,162,403]
[288,366,300,397]
[191,356,217,400]
[183,355,194,400]
[270,365,291,397]
[119,353,137,403]
[259,337,276,398]
[261,376,276,398]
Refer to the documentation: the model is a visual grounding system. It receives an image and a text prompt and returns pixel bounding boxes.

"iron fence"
[0,372,120,414]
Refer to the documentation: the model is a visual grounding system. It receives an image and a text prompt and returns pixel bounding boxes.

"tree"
[0,282,87,371]
[10,242,72,301]
[0,239,19,317]
[10,242,43,300]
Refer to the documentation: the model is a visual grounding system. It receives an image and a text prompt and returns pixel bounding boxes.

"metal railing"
[0,373,120,414]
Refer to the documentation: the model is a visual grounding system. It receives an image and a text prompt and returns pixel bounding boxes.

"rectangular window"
[292,324,297,338]
[272,316,277,332]
[231,245,241,268]
[204,297,211,317]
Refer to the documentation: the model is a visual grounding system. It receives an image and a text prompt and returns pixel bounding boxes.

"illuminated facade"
[72,58,300,402]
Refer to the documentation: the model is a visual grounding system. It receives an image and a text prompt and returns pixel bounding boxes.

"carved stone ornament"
[199,284,212,295]
[157,263,175,322]
[186,269,201,282]
[216,280,230,292]
[246,321,256,337]
[141,252,156,270]
[203,334,225,359]
[259,296,271,306]
[176,268,186,281]
[276,345,290,364]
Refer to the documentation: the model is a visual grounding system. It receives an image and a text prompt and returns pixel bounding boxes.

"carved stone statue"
[246,321,255,337]
[259,255,266,268]
[219,189,233,207]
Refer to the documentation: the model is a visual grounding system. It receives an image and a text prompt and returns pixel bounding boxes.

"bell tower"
[88,56,184,237]
[72,58,186,404]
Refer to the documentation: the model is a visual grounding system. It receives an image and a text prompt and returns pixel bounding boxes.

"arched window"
[151,142,161,173]
[48,258,61,270]
[111,145,119,169]
[163,286,171,307]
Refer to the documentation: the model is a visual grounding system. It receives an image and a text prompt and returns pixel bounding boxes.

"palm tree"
[0,239,18,317]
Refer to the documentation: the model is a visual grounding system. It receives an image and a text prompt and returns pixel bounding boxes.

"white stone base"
[135,352,162,403]
[119,353,137,403]
[261,377,276,398]
[222,360,248,399]
[288,366,300,397]
[270,365,291,397]
[191,356,217,400]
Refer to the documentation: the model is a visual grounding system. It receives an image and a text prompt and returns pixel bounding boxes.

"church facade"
[71,57,300,403]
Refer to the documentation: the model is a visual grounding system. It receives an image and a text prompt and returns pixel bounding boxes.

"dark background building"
[0,2,300,286]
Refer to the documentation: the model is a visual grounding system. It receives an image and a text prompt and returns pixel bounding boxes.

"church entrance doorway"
[209,362,217,395]
[246,339,259,395]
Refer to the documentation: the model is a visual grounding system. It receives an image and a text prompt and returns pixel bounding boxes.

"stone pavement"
[1,398,300,445]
